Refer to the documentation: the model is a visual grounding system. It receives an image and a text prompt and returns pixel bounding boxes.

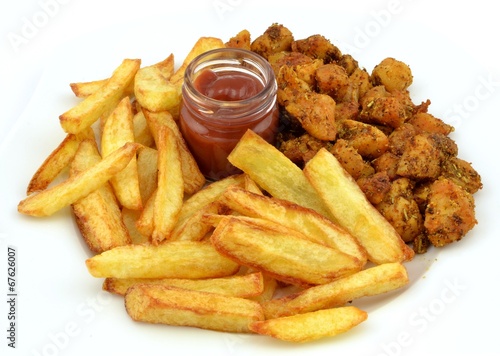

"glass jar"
[179,48,279,181]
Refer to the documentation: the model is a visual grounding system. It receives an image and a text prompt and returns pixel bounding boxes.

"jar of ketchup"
[179,48,279,181]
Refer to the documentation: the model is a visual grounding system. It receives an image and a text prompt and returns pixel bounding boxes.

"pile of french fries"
[18,35,414,344]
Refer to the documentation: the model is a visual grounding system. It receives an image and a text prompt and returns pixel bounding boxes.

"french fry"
[18,142,140,217]
[70,139,131,253]
[132,110,155,148]
[26,127,94,194]
[85,241,240,279]
[262,262,409,319]
[134,65,181,113]
[210,216,364,286]
[169,37,225,85]
[151,125,184,244]
[136,146,158,203]
[101,96,142,210]
[70,79,108,98]
[227,130,332,219]
[125,285,264,333]
[249,306,367,343]
[220,186,367,263]
[103,271,264,298]
[143,109,205,194]
[60,58,140,134]
[121,208,150,245]
[304,148,415,264]
[135,189,156,238]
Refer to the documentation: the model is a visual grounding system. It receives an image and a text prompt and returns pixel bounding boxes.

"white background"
[1,1,499,355]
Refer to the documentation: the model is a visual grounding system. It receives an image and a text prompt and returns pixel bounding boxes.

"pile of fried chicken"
[226,24,482,253]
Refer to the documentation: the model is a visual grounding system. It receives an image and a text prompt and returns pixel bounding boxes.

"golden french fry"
[26,127,94,194]
[18,142,140,217]
[151,125,184,244]
[70,139,131,253]
[227,130,332,219]
[60,58,140,134]
[132,110,155,148]
[304,148,414,264]
[125,285,264,333]
[262,262,409,319]
[134,65,181,113]
[220,186,367,263]
[70,79,108,98]
[173,174,245,230]
[152,53,175,80]
[136,146,158,203]
[170,201,227,241]
[135,189,156,238]
[249,306,367,343]
[103,271,264,298]
[101,96,142,210]
[143,109,205,194]
[121,208,150,245]
[169,37,225,85]
[85,241,240,279]
[210,216,364,286]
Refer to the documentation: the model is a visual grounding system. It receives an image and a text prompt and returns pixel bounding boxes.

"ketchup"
[179,48,279,181]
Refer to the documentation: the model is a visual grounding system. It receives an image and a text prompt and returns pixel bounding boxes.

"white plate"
[2,1,499,355]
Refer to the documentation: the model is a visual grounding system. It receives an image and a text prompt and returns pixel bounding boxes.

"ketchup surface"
[180,66,278,181]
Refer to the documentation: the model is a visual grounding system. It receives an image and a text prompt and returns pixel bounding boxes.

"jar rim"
[182,48,277,122]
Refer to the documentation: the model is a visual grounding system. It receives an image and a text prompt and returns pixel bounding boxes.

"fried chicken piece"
[350,67,373,99]
[396,133,443,181]
[267,51,313,77]
[278,133,331,166]
[372,152,400,180]
[424,178,477,247]
[337,54,359,76]
[359,86,412,128]
[357,171,391,205]
[315,63,352,102]
[251,23,294,60]
[225,29,251,50]
[337,119,389,159]
[388,123,417,155]
[291,34,342,63]
[407,112,454,135]
[376,178,424,243]
[284,91,337,141]
[441,157,483,194]
[330,139,374,180]
[371,57,413,93]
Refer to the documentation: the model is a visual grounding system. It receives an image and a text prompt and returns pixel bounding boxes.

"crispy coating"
[359,86,413,128]
[329,139,374,180]
[357,171,391,205]
[291,34,342,63]
[337,119,389,159]
[371,57,413,93]
[251,23,294,60]
[316,63,352,102]
[376,178,424,243]
[225,29,251,50]
[408,112,454,135]
[424,178,477,247]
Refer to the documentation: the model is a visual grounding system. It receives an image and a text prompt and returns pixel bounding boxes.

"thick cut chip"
[143,109,205,194]
[210,216,364,286]
[121,208,150,245]
[27,127,94,194]
[227,130,332,219]
[249,306,367,343]
[101,96,142,210]
[169,37,225,85]
[262,262,409,319]
[134,65,181,113]
[136,146,158,203]
[152,125,184,244]
[304,148,414,264]
[60,58,140,134]
[85,241,239,279]
[18,142,140,217]
[125,285,264,333]
[104,271,264,298]
[220,186,367,263]
[70,139,131,253]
